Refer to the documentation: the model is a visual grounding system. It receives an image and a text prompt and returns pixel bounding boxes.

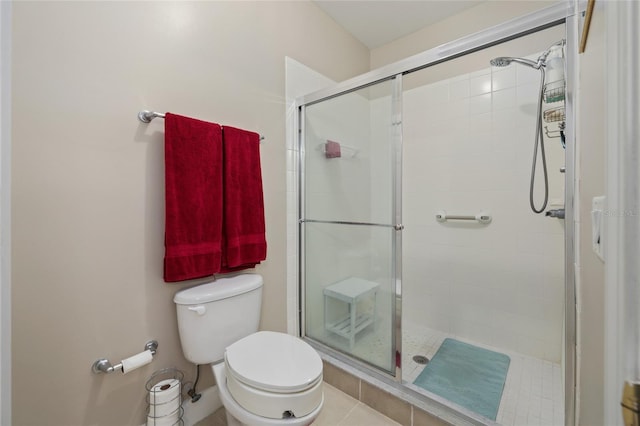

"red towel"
[221,126,267,271]
[164,113,223,282]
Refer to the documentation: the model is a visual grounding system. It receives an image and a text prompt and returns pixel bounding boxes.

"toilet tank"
[174,274,263,365]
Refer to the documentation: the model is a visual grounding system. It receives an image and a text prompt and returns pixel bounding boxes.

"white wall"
[399,43,566,362]
[0,1,11,424]
[11,2,369,425]
[370,1,559,69]
[576,1,606,423]
[604,1,640,425]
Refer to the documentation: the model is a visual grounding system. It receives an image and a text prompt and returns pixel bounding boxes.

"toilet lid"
[224,331,323,393]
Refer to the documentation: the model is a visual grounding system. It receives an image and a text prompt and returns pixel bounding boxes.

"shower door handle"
[300,219,403,231]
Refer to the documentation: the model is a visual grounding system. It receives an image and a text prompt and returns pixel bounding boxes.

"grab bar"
[435,210,492,224]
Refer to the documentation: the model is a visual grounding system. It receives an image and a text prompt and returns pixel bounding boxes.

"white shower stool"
[323,277,379,349]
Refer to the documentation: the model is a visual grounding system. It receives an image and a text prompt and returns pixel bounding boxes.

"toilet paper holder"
[92,340,158,374]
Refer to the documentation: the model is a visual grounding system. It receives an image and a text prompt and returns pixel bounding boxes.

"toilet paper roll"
[148,378,181,417]
[146,410,180,426]
[121,350,153,374]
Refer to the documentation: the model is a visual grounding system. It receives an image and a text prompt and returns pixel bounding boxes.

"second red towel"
[221,126,267,271]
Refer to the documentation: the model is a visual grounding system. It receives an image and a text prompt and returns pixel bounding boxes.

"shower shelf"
[543,106,565,123]
[543,79,565,103]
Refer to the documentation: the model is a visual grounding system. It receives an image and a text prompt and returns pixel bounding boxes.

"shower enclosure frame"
[296,3,578,424]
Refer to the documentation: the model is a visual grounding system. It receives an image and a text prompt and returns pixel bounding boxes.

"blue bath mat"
[413,338,510,420]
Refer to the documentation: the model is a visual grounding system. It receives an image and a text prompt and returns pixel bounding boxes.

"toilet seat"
[222,331,324,419]
[224,331,323,393]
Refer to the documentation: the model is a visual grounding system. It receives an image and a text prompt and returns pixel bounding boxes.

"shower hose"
[530,66,549,214]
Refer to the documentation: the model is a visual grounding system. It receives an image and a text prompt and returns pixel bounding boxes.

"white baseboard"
[182,385,222,426]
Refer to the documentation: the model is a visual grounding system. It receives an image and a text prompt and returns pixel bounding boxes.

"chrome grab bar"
[435,210,492,224]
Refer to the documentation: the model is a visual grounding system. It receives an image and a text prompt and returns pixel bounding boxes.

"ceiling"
[313,0,486,49]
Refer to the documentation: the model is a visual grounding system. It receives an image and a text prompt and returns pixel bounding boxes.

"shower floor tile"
[401,323,563,426]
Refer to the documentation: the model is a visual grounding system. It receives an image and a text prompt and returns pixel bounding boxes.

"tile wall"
[399,58,566,362]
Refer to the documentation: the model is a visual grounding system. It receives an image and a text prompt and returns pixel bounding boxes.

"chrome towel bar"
[435,210,492,224]
[138,110,265,141]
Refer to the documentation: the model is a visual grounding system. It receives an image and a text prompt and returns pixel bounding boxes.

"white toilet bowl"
[213,362,324,426]
[213,331,323,426]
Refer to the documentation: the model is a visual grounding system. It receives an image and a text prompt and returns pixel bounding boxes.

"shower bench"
[323,277,379,349]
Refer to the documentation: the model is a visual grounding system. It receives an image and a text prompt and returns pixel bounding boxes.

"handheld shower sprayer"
[489,39,565,214]
[490,40,565,70]
[489,56,539,69]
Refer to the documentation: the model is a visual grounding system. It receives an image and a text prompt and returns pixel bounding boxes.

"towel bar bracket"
[138,110,165,123]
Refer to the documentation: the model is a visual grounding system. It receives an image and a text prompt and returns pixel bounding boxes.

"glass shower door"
[300,78,399,375]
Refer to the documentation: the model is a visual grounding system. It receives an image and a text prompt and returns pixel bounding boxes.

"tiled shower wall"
[399,59,565,362]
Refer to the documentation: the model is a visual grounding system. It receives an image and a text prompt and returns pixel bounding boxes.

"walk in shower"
[295,5,576,426]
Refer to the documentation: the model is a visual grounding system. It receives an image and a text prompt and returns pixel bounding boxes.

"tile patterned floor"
[195,383,400,426]
[402,323,564,426]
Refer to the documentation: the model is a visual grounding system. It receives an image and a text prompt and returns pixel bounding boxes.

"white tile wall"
[400,61,565,363]
[469,69,492,96]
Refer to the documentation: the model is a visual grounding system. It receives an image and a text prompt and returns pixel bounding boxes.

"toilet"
[174,274,324,426]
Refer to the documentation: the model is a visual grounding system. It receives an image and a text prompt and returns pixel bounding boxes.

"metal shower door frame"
[296,3,578,424]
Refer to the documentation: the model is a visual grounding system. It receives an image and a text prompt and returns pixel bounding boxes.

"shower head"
[490,56,541,69]
[490,39,566,70]
[489,57,513,67]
